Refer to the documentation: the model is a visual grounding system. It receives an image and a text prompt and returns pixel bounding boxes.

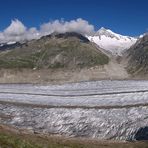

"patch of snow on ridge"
[7,41,16,45]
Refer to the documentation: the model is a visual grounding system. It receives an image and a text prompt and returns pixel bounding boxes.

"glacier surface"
[0,80,148,141]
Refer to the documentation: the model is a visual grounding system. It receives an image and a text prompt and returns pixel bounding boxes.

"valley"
[0,28,148,147]
[0,0,148,147]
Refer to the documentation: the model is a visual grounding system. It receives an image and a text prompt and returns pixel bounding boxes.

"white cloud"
[40,18,95,36]
[0,33,4,41]
[25,27,40,40]
[4,19,26,36]
[0,18,95,43]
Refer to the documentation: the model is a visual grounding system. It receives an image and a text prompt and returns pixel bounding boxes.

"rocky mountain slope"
[87,27,137,56]
[0,32,133,83]
[126,34,148,76]
[0,32,109,70]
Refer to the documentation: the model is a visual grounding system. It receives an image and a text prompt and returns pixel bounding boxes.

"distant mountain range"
[0,27,142,56]
[0,29,148,81]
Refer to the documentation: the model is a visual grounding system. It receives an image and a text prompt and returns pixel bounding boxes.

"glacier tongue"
[0,81,148,141]
[0,103,148,141]
[87,28,137,56]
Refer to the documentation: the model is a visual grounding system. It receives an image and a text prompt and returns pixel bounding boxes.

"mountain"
[0,27,138,57]
[87,27,137,56]
[126,34,148,75]
[0,32,109,69]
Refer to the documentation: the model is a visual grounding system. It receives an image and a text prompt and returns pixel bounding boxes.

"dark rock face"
[54,32,90,43]
[0,42,23,51]
[40,32,90,43]
[134,127,148,141]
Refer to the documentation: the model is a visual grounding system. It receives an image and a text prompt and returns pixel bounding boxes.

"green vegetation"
[0,131,148,148]
[0,59,35,69]
[0,133,40,148]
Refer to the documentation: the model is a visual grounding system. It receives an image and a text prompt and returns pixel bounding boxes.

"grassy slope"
[0,130,148,148]
[0,35,109,70]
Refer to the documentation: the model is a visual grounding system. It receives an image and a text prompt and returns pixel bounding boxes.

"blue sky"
[0,0,148,36]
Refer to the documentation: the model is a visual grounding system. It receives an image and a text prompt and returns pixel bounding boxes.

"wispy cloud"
[0,18,95,43]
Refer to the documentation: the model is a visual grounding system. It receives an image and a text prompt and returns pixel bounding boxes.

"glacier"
[0,80,148,141]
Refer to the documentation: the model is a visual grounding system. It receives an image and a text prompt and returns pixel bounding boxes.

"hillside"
[126,34,148,76]
[0,32,109,69]
[0,32,112,83]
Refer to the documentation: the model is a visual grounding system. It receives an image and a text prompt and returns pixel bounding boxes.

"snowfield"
[0,80,148,141]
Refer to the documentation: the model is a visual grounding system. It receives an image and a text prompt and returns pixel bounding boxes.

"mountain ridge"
[0,27,142,55]
[0,32,109,69]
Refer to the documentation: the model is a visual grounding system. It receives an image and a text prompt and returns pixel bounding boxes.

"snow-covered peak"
[95,27,119,39]
[95,27,135,41]
[88,27,137,56]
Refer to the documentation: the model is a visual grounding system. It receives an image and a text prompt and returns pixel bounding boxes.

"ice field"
[0,80,148,140]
